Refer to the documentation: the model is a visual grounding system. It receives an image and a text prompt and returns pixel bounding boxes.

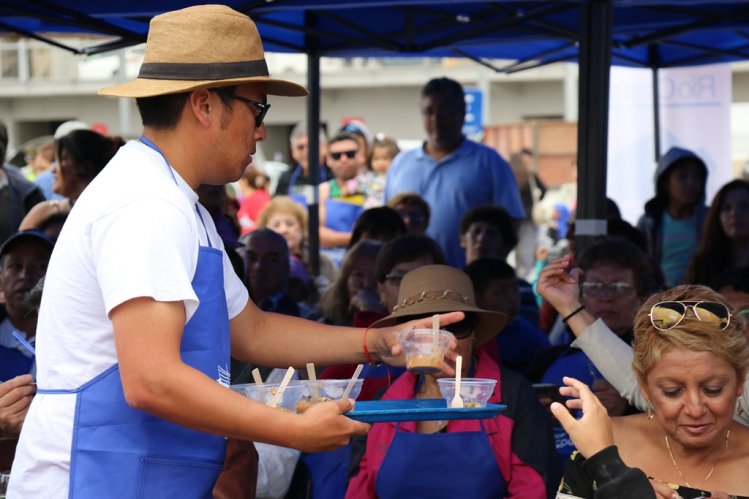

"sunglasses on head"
[330,150,357,160]
[649,301,731,331]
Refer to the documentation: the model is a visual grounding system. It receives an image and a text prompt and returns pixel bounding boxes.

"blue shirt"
[661,212,698,287]
[384,139,524,267]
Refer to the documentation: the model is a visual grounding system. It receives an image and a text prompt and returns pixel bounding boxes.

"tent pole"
[650,46,662,161]
[575,0,612,256]
[306,12,321,276]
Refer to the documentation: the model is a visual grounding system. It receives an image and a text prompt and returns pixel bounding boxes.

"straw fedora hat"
[371,265,507,346]
[99,5,307,98]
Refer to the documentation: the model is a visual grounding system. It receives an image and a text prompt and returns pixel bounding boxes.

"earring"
[647,400,654,420]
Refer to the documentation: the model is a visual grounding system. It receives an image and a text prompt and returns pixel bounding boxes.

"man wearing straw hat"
[7,6,462,498]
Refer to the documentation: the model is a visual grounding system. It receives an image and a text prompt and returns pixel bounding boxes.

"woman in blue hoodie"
[636,146,708,286]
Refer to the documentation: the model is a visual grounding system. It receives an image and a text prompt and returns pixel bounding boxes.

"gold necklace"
[664,429,730,489]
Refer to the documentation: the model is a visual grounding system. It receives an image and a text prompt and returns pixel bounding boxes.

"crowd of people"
[1,4,749,499]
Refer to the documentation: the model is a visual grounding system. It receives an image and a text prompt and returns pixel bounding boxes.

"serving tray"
[346,399,506,423]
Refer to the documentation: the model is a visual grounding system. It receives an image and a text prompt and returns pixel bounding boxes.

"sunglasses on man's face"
[649,300,731,331]
[330,150,357,161]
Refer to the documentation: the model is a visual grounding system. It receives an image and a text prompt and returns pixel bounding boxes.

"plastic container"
[242,381,306,412]
[297,379,365,413]
[397,328,454,374]
[437,378,497,408]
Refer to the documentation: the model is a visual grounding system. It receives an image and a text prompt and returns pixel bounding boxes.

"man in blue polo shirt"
[384,77,524,268]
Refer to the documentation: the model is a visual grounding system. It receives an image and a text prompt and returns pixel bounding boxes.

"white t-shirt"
[9,140,249,497]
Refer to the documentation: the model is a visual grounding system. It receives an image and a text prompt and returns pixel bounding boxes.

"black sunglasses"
[444,315,477,340]
[330,150,357,160]
[211,89,271,127]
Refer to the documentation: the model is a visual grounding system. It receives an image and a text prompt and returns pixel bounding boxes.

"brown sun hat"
[99,5,307,98]
[371,265,508,346]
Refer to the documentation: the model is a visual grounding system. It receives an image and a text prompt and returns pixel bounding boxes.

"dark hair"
[374,234,445,283]
[605,218,647,252]
[685,179,749,285]
[56,130,125,182]
[711,266,749,294]
[386,192,431,228]
[136,86,237,129]
[459,205,518,251]
[464,257,515,296]
[328,132,361,149]
[349,207,407,249]
[576,238,659,298]
[421,77,464,109]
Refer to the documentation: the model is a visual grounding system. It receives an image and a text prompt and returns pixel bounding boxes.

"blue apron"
[324,198,363,233]
[288,164,327,207]
[37,136,232,498]
[0,345,33,381]
[375,419,507,499]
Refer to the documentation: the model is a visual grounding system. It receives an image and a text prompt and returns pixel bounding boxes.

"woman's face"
[346,254,377,300]
[719,187,749,243]
[581,264,642,336]
[267,212,304,253]
[377,255,434,312]
[640,348,741,450]
[52,147,78,197]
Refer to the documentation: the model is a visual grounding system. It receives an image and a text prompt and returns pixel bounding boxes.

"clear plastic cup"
[397,328,454,374]
[242,381,306,412]
[437,378,497,408]
[297,379,364,413]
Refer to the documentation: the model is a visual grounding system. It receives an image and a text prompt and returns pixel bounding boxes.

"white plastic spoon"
[450,355,464,408]
[307,362,322,400]
[267,367,295,408]
[341,364,364,400]
[251,368,264,388]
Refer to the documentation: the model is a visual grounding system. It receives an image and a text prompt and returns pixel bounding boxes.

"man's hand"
[292,399,370,452]
[536,255,583,317]
[550,376,613,459]
[367,312,463,375]
[0,374,35,435]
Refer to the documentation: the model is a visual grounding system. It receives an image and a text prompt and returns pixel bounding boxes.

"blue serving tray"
[346,399,506,423]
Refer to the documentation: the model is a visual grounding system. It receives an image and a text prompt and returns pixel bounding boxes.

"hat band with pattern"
[139,60,269,81]
[393,289,470,313]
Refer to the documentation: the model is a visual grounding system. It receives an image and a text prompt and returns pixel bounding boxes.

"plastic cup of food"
[243,381,306,412]
[437,378,497,408]
[397,328,454,374]
[297,379,365,413]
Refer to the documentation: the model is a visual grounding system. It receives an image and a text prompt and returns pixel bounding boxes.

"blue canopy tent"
[3,0,748,266]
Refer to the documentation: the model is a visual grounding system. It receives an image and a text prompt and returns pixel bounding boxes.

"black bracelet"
[562,305,585,323]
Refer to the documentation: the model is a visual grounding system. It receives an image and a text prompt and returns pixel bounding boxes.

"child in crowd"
[363,133,400,208]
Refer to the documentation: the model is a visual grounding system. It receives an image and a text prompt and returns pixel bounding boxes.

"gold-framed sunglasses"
[649,301,732,331]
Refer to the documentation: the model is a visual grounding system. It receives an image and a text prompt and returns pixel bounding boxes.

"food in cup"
[296,379,364,412]
[437,378,496,408]
[397,328,454,374]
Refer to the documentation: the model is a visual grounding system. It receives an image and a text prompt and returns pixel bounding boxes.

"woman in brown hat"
[347,265,556,499]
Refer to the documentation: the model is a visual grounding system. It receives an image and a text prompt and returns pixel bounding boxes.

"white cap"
[54,120,89,139]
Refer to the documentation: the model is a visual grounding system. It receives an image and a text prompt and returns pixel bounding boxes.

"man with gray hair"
[274,120,332,201]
